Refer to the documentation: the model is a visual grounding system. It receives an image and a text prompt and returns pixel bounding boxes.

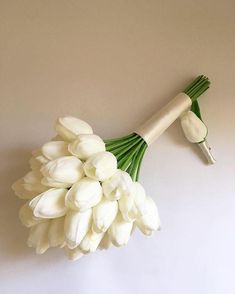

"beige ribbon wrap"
[135,93,192,145]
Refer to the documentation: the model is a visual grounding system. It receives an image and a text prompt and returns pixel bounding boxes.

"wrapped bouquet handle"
[12,75,215,261]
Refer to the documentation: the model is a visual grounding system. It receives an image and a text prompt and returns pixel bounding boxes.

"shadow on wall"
[0,148,32,264]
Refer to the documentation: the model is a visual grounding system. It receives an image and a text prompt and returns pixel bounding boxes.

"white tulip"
[23,170,47,194]
[79,230,104,253]
[29,188,68,219]
[108,213,133,247]
[48,217,65,247]
[41,156,84,188]
[64,209,92,249]
[136,197,161,235]
[102,170,133,201]
[118,194,135,222]
[84,152,117,181]
[132,182,146,215]
[180,111,208,143]
[98,232,112,250]
[42,141,70,160]
[65,178,102,211]
[12,178,36,200]
[68,134,105,160]
[55,116,93,141]
[31,149,49,165]
[92,198,118,233]
[27,221,50,254]
[19,202,45,227]
[118,182,147,223]
[64,246,84,261]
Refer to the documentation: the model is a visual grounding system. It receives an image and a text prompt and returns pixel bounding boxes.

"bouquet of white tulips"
[12,75,215,261]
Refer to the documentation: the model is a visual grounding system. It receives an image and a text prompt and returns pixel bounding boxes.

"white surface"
[0,1,235,294]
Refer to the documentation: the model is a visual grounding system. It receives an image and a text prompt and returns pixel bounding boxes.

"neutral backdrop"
[0,1,234,294]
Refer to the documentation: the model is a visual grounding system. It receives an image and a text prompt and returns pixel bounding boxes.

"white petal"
[64,246,84,261]
[108,213,133,247]
[48,217,65,247]
[136,197,161,235]
[29,188,68,218]
[65,178,102,211]
[93,198,118,232]
[12,178,35,199]
[19,202,45,227]
[41,156,84,186]
[131,182,147,217]
[180,111,208,143]
[23,170,47,193]
[102,170,133,201]
[98,232,113,250]
[84,152,117,181]
[79,230,104,253]
[23,170,42,184]
[64,209,92,249]
[27,221,50,254]
[42,141,70,160]
[55,116,93,141]
[68,134,105,160]
[41,177,71,188]
[31,149,49,164]
[118,194,135,222]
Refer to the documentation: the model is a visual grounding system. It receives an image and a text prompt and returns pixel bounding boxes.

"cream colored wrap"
[135,93,192,145]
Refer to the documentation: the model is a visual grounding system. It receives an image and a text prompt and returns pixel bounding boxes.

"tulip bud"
[23,170,47,194]
[108,213,133,247]
[64,209,92,249]
[64,246,84,261]
[79,230,104,253]
[136,197,160,235]
[48,217,65,247]
[31,149,49,164]
[118,194,135,222]
[42,141,70,160]
[19,202,45,227]
[131,182,147,217]
[27,221,50,254]
[55,116,93,141]
[102,170,133,201]
[92,198,118,233]
[66,178,102,211]
[12,178,36,200]
[29,188,68,219]
[41,156,84,188]
[68,134,105,160]
[84,152,117,181]
[180,111,208,143]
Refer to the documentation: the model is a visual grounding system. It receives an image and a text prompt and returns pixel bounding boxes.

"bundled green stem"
[105,133,147,181]
[183,75,210,102]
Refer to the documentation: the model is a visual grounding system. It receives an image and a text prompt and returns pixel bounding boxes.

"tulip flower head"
[12,75,214,261]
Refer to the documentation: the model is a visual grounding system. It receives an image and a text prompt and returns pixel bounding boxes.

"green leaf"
[191,100,202,120]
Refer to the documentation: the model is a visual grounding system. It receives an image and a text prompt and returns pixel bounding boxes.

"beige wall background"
[0,1,235,294]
